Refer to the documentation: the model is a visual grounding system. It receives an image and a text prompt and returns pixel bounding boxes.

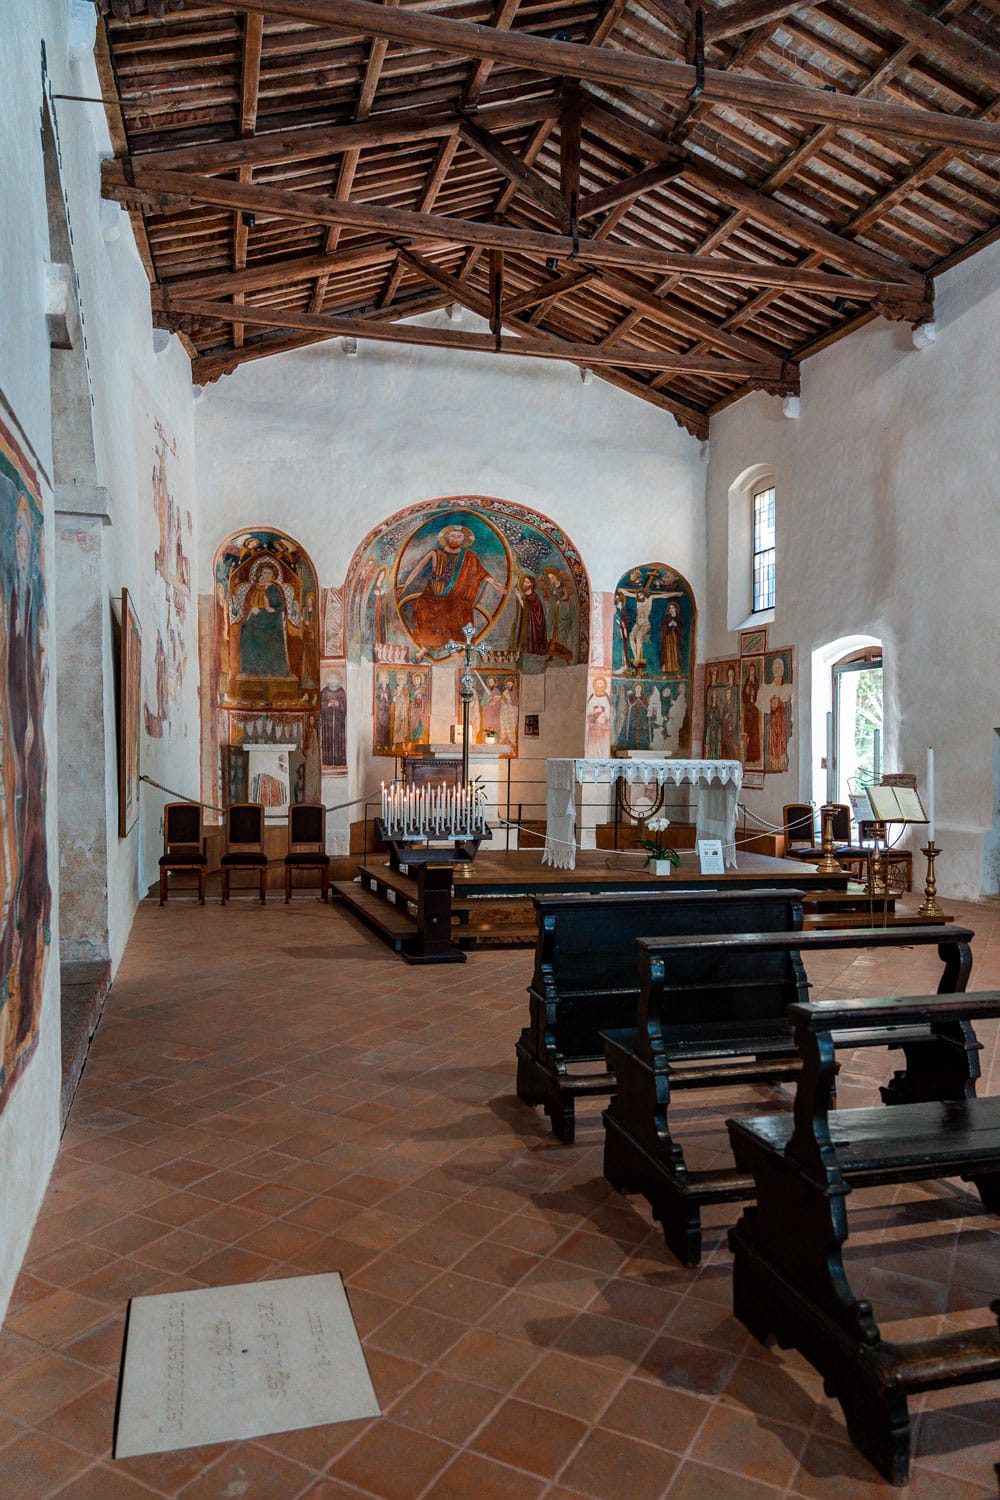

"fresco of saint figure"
[237,561,296,679]
[758,653,793,772]
[320,670,348,770]
[397,522,506,650]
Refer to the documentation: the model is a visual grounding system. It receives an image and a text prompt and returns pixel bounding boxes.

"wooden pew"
[602,925,976,1267]
[728,989,1000,1487]
[515,888,805,1144]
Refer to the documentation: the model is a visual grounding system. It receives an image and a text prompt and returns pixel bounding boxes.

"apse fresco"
[214,529,321,802]
[703,627,795,774]
[463,670,519,757]
[610,563,695,754]
[0,417,50,1109]
[346,497,588,671]
[373,666,432,756]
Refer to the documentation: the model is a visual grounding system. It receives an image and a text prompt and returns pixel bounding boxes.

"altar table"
[543,758,743,871]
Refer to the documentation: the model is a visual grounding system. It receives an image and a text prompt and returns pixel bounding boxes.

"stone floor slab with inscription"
[114,1272,380,1458]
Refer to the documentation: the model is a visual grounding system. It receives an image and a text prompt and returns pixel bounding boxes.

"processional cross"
[442,621,489,787]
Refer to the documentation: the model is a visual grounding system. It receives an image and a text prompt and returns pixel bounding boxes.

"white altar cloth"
[543,758,743,871]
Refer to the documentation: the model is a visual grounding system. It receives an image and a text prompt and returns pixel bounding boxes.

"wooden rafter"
[196,0,1000,152]
[165,293,791,379]
[102,162,923,301]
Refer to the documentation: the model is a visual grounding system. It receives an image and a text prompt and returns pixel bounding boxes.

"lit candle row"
[380,782,486,838]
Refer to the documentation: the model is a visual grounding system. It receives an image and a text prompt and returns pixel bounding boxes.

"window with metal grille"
[751,484,775,612]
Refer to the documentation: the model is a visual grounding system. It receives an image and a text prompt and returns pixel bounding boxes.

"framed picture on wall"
[118,588,142,837]
[740,627,767,657]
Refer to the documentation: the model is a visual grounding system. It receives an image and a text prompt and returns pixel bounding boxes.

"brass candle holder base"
[815,803,844,876]
[917,841,944,919]
[865,819,889,900]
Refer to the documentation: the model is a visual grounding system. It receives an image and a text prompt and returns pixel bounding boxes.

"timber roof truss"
[97,0,1000,436]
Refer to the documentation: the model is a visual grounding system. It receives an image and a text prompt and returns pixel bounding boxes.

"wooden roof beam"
[166,292,794,379]
[131,98,562,175]
[458,115,567,224]
[701,1,821,44]
[195,0,1000,152]
[577,163,684,220]
[503,269,596,315]
[102,162,923,300]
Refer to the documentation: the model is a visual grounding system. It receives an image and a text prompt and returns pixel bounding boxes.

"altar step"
[333,861,907,955]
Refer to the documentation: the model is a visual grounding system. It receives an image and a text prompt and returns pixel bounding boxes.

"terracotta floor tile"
[558,1426,679,1500]
[61,1316,127,1376]
[367,1303,467,1364]
[0,1352,102,1423]
[330,1418,456,1500]
[555,1312,657,1372]
[114,1441,236,1493]
[514,1350,625,1423]
[28,1244,117,1291]
[50,1462,165,1498]
[438,1328,543,1392]
[5,1289,108,1347]
[410,1269,508,1324]
[472,1394,589,1478]
[175,1442,312,1499]
[44,1378,118,1458]
[665,1459,784,1499]
[349,1251,443,1304]
[599,1377,712,1454]
[0,1430,92,1498]
[389,1368,501,1444]
[256,1414,374,1469]
[688,1401,805,1489]
[636,1336,740,1398]
[423,1449,547,1500]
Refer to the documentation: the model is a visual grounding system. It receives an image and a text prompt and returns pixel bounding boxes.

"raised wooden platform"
[332,848,932,953]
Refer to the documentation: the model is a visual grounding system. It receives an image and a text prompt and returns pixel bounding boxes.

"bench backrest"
[635,925,976,1055]
[531,888,804,1005]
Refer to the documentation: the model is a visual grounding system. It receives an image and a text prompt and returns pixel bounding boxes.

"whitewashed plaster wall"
[704,239,1000,900]
[0,0,199,1321]
[195,317,707,840]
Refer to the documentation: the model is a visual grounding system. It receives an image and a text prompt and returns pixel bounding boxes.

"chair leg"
[159,869,167,905]
[260,866,267,904]
[198,870,206,906]
[221,868,228,905]
[321,869,329,903]
[285,867,292,904]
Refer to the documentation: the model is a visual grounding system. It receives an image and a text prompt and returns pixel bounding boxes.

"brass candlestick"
[865,819,889,899]
[815,803,844,876]
[917,841,944,918]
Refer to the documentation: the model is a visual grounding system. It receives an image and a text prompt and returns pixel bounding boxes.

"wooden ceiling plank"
[239,12,264,135]
[464,0,522,106]
[195,0,1000,152]
[104,162,921,297]
[168,292,787,375]
[503,269,596,314]
[849,0,1000,99]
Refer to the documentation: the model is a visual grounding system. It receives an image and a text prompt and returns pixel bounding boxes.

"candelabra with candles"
[377,780,491,864]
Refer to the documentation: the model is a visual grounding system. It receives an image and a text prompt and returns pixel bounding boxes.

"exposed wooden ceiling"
[97,0,1000,437]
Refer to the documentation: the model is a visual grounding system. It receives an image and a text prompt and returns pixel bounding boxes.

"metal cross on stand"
[442,621,490,788]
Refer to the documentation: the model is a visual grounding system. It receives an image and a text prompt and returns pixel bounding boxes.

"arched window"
[726,465,775,629]
[751,482,776,613]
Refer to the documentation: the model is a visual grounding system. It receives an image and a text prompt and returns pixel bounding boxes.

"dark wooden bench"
[728,989,1000,1487]
[602,925,976,1267]
[515,888,805,1144]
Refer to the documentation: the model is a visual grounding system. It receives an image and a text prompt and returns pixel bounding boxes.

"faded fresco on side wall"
[703,627,795,775]
[611,563,696,754]
[145,421,192,738]
[0,417,51,1109]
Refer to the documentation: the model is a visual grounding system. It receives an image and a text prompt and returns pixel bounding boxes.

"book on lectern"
[867,784,928,824]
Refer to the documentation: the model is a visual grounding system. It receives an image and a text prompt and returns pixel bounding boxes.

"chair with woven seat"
[158,801,206,905]
[220,802,267,905]
[284,802,330,903]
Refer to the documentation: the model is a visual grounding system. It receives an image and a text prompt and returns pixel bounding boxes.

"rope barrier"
[139,773,383,818]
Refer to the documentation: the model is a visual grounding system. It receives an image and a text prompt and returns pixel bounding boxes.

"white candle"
[927,746,935,842]
[872,729,881,783]
[825,710,834,804]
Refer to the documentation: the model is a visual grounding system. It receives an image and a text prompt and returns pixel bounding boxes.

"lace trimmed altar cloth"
[543,758,743,871]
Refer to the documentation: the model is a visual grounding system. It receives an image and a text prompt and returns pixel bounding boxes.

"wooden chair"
[782,802,816,856]
[158,801,206,905]
[284,803,330,902]
[220,802,267,905]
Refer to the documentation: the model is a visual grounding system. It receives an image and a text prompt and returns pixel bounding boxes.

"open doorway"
[833,647,883,800]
